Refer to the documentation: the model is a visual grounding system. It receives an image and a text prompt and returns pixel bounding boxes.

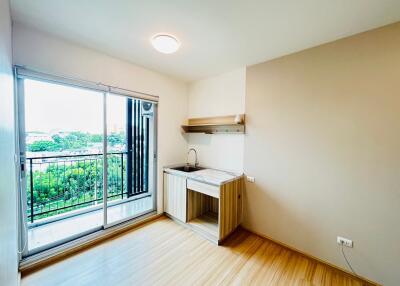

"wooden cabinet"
[163,170,244,245]
[219,178,243,240]
[187,177,243,244]
[163,173,187,222]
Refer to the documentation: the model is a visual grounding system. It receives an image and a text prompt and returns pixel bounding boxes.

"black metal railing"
[26,152,148,223]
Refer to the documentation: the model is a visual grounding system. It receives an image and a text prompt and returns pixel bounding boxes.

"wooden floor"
[22,216,373,286]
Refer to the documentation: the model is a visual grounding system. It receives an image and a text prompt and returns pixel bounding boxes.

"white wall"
[0,0,18,285]
[12,23,188,213]
[187,68,245,172]
[244,22,400,286]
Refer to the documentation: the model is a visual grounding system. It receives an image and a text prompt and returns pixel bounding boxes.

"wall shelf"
[181,114,245,134]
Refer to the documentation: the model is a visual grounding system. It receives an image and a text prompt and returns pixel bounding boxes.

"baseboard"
[241,226,380,286]
[20,212,163,275]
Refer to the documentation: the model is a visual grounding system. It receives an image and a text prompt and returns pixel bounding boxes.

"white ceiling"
[11,0,400,81]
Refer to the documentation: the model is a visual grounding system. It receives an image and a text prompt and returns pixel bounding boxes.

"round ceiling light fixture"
[151,34,180,54]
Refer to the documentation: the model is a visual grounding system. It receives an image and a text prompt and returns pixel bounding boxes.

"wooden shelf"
[182,114,245,134]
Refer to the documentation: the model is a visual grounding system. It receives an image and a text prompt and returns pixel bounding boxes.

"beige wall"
[244,22,400,285]
[187,68,246,172]
[0,0,18,285]
[12,23,188,213]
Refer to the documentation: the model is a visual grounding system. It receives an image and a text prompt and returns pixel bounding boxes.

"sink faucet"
[187,148,199,167]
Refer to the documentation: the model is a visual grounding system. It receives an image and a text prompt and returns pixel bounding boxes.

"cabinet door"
[163,173,187,222]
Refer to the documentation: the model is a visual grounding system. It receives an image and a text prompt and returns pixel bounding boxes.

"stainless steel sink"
[171,165,204,172]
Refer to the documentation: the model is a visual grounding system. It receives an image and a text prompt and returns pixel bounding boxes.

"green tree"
[28,132,124,153]
[107,133,125,146]
[90,134,103,143]
[28,140,60,152]
[28,155,127,220]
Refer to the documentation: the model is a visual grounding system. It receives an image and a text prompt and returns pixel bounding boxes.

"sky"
[24,79,127,134]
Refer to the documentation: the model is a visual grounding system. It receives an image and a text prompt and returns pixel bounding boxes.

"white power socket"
[337,236,353,248]
[246,176,255,183]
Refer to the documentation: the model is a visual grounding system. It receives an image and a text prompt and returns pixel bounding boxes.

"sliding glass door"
[105,93,156,226]
[17,72,157,257]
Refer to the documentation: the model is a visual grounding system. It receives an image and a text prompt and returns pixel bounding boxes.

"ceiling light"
[151,34,180,54]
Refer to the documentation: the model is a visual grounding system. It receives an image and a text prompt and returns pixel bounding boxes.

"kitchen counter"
[163,164,244,244]
[163,165,243,186]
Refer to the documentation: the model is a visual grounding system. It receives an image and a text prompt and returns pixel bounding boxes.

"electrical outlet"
[246,176,255,183]
[337,236,353,248]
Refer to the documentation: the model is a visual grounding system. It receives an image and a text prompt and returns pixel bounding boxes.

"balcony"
[26,152,153,252]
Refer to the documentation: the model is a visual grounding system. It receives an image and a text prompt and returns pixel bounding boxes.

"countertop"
[163,164,243,186]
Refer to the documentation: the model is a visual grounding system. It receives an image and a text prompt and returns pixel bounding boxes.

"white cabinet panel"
[163,173,187,222]
[187,179,219,198]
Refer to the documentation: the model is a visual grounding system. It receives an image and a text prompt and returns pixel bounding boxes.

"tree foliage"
[26,131,128,220]
[28,140,60,152]
[28,155,126,220]
[27,132,126,152]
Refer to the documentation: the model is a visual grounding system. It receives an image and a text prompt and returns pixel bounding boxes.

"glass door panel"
[105,94,156,226]
[20,79,104,255]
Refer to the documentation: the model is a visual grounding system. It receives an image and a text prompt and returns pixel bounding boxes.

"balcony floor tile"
[28,196,153,252]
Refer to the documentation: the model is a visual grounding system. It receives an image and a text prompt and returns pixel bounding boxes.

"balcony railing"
[26,152,148,223]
